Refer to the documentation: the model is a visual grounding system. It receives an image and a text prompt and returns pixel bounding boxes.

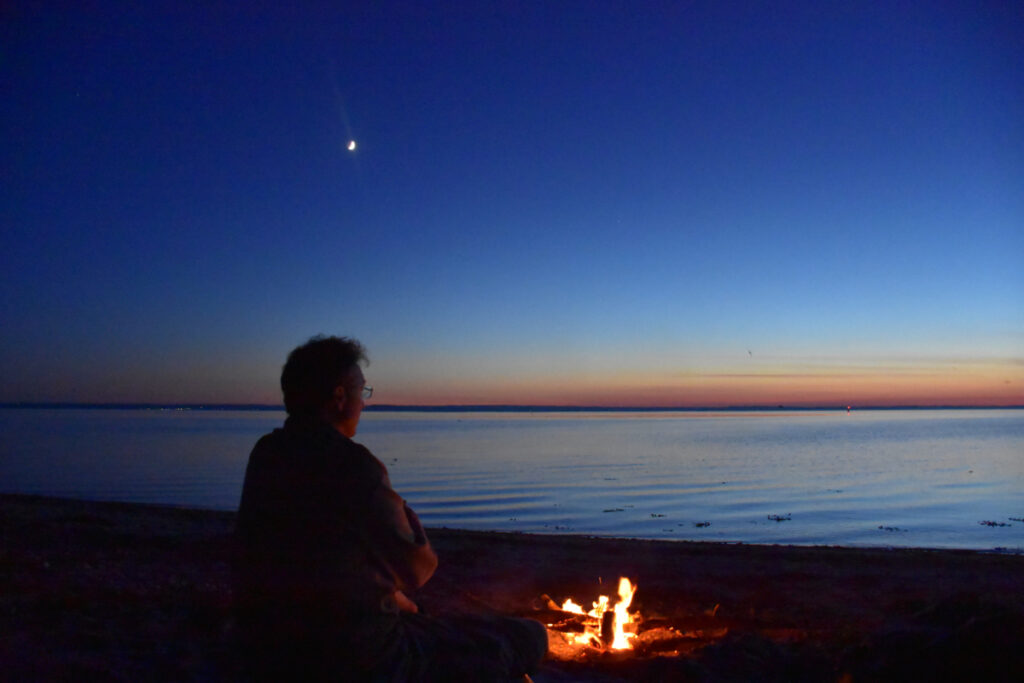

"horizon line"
[2,402,1022,412]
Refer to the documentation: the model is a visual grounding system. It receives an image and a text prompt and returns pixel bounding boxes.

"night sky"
[3,2,1022,406]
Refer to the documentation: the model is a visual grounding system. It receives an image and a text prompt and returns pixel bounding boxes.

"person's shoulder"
[342,436,373,457]
[337,437,387,481]
[248,428,287,458]
[338,436,384,468]
[255,428,286,446]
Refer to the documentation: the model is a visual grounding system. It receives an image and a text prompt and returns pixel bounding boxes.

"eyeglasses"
[361,385,373,400]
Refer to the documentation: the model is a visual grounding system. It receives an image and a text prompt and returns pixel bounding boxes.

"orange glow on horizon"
[372,361,1024,408]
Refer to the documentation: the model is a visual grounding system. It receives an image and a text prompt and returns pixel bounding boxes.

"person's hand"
[394,590,419,613]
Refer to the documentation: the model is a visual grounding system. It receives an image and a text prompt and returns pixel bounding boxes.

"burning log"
[600,609,615,647]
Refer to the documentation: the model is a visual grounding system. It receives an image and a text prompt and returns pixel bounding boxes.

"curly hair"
[280,335,368,417]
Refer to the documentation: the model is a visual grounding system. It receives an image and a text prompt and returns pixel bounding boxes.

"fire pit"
[552,576,638,650]
[538,577,729,661]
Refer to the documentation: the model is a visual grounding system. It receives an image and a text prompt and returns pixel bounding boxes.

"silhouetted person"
[233,336,547,681]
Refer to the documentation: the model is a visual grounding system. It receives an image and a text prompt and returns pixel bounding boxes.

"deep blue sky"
[3,2,1022,405]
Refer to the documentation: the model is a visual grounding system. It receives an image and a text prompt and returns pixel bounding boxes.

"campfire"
[554,576,638,650]
[539,576,730,660]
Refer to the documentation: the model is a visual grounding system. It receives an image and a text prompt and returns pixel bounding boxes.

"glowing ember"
[557,577,638,650]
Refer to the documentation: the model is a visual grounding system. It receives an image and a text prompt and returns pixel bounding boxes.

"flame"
[612,576,637,649]
[561,598,585,615]
[558,577,637,650]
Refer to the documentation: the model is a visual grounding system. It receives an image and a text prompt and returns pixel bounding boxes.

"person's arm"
[366,479,439,591]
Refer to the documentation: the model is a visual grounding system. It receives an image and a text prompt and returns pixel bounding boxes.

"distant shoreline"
[1,402,1022,412]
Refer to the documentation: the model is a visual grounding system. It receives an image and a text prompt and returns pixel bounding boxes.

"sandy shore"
[2,494,1023,681]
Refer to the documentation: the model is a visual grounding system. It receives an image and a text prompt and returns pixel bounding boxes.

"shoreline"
[4,492,1019,554]
[4,493,1023,680]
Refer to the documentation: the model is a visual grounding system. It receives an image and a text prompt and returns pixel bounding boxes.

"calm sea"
[1,408,1021,551]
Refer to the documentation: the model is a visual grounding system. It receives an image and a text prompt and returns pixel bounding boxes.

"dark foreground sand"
[2,494,1023,681]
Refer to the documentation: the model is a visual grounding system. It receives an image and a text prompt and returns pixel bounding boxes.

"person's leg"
[453,615,548,676]
[378,612,548,681]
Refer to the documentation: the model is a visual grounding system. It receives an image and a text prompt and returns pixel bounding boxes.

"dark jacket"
[234,416,437,634]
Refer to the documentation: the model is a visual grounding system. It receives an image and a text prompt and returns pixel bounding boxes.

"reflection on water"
[1,408,1022,550]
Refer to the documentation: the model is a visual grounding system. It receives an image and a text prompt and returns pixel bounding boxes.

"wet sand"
[2,494,1023,681]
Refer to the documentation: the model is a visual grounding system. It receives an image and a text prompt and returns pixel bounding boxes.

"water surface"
[1,408,1021,550]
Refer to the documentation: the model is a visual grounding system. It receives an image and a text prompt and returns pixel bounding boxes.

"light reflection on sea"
[0,408,1021,550]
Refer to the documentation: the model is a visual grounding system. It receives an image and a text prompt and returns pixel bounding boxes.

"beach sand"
[2,494,1023,681]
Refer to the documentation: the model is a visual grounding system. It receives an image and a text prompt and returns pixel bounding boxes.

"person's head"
[281,335,369,437]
